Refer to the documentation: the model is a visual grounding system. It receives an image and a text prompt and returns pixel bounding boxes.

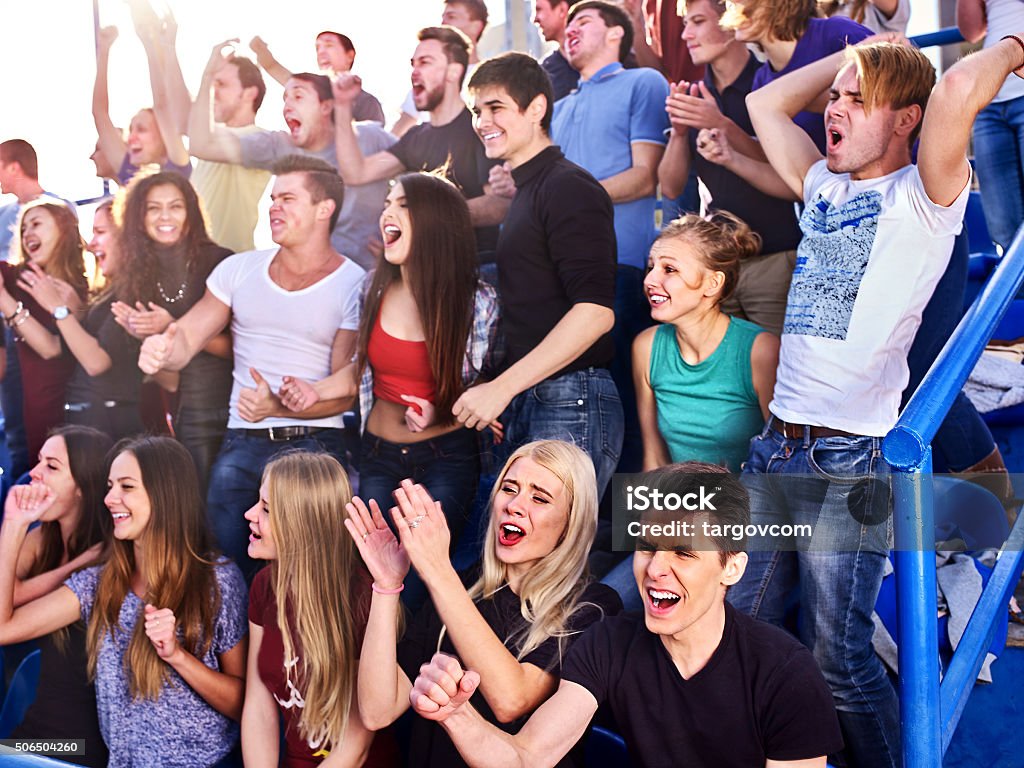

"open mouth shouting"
[249,524,263,544]
[23,236,42,255]
[646,586,682,615]
[285,114,303,140]
[827,125,845,153]
[382,223,402,246]
[498,522,526,547]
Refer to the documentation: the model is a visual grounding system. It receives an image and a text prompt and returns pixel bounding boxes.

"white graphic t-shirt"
[770,160,970,436]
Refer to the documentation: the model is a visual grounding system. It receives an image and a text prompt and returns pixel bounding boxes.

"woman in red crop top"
[279,172,499,583]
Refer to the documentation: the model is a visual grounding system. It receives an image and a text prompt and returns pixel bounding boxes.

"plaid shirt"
[358,281,501,431]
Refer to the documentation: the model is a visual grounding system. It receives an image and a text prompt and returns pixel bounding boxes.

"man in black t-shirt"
[450,53,622,497]
[409,464,844,767]
[332,25,508,259]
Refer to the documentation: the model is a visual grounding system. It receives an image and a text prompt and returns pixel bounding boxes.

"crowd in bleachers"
[2,0,1024,766]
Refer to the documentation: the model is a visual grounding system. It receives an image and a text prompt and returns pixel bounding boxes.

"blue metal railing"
[882,129,1024,766]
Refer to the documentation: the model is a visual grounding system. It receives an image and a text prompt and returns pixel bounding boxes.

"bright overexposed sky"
[0,0,939,230]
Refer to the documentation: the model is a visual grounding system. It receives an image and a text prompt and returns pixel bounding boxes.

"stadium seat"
[0,649,41,738]
[585,725,631,768]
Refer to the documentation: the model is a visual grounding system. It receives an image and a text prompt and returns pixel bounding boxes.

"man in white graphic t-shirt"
[730,34,1024,768]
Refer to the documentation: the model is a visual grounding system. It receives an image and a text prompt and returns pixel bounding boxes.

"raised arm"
[138,289,231,374]
[392,482,560,722]
[411,655,598,768]
[919,36,1024,206]
[93,26,128,174]
[745,50,840,200]
[187,41,245,164]
[956,0,988,44]
[249,36,293,87]
[0,487,84,645]
[333,75,405,186]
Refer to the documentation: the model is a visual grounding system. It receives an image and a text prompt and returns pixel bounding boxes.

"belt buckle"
[267,426,288,442]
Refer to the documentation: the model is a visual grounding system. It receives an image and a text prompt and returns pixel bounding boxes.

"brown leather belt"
[770,417,855,440]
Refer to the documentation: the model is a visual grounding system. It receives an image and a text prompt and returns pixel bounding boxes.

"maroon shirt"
[0,262,82,460]
[248,566,399,768]
[646,0,704,83]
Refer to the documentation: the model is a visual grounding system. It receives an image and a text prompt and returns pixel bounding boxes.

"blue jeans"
[499,367,623,498]
[729,423,900,768]
[972,95,1024,251]
[610,266,652,474]
[175,406,229,497]
[360,428,480,610]
[206,427,345,582]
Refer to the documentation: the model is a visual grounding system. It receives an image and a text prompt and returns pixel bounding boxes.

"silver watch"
[52,305,69,321]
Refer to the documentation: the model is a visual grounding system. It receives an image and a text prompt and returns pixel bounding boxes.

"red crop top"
[368,311,436,410]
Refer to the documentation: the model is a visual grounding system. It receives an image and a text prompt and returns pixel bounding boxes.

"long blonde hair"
[465,440,601,663]
[87,437,220,700]
[264,452,364,752]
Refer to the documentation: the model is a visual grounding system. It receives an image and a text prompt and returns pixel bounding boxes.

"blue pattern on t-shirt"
[784,190,882,340]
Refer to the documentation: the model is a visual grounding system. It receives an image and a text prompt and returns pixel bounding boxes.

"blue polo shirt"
[552,62,670,270]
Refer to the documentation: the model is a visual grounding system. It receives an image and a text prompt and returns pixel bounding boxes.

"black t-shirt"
[690,55,801,255]
[542,49,579,103]
[388,109,499,256]
[561,604,844,767]
[397,575,623,768]
[158,242,233,410]
[496,146,616,373]
[64,293,142,406]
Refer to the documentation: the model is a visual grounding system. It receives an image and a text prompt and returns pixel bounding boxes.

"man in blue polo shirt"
[552,0,669,474]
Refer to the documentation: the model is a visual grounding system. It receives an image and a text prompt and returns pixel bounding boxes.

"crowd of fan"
[1,0,1022,766]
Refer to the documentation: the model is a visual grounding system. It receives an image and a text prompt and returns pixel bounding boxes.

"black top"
[397,573,623,768]
[158,242,233,410]
[562,604,844,768]
[388,109,500,256]
[496,145,616,374]
[12,622,109,767]
[542,49,578,103]
[64,293,142,407]
[690,54,802,255]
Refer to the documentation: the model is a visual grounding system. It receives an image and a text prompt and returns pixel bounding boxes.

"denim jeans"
[206,427,345,582]
[175,406,229,497]
[360,428,480,610]
[610,266,651,473]
[499,367,623,498]
[729,422,900,768]
[972,95,1024,252]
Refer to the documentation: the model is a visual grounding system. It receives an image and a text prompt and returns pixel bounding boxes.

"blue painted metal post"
[891,451,942,768]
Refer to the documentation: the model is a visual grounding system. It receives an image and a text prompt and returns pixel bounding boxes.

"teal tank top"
[650,317,766,471]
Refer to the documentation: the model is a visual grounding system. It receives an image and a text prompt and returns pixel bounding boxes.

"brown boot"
[955,445,1018,529]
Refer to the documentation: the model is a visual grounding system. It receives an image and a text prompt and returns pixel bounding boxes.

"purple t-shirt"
[65,561,248,767]
[751,17,871,152]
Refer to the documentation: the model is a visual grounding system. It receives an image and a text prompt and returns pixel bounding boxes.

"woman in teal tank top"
[634,212,779,471]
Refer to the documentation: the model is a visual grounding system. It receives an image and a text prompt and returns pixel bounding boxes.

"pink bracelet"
[371,582,405,595]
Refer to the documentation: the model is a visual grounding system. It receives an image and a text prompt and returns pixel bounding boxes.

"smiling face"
[534,0,568,42]
[89,207,119,278]
[380,182,412,265]
[316,32,355,72]
[682,0,735,66]
[28,436,81,523]
[825,64,900,179]
[106,451,152,541]
[473,85,545,168]
[244,480,278,560]
[410,39,456,112]
[20,206,60,267]
[143,183,188,245]
[282,78,332,149]
[127,109,167,166]
[632,541,746,638]
[492,457,571,584]
[644,236,724,322]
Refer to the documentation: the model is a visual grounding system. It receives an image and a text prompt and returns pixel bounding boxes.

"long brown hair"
[264,452,365,752]
[27,426,115,579]
[10,199,89,297]
[356,172,478,421]
[86,436,221,700]
[112,170,215,306]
